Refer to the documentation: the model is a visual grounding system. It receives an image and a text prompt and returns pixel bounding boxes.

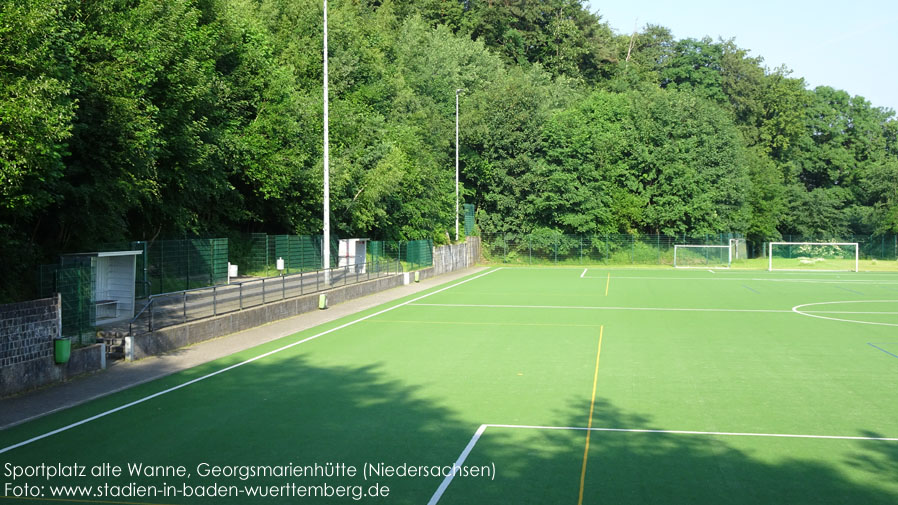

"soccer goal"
[729,238,747,261]
[673,245,732,269]
[768,242,858,272]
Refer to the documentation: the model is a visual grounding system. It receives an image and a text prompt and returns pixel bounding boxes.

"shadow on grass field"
[445,397,898,504]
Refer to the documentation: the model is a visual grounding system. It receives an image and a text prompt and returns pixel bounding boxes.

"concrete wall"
[432,236,481,275]
[0,297,106,397]
[128,273,411,360]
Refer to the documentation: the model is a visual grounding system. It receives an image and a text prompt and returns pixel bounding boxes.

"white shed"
[62,250,143,324]
[338,239,368,273]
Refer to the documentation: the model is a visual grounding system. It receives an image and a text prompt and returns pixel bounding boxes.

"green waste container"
[54,338,71,364]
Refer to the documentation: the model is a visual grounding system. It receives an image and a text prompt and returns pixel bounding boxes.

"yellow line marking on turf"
[578,325,604,505]
[370,320,604,328]
[0,496,177,505]
[604,273,610,296]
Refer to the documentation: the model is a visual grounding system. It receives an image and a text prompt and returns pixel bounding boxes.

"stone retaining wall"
[0,296,106,397]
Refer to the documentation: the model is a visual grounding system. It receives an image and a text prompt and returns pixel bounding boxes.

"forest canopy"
[1,0,897,300]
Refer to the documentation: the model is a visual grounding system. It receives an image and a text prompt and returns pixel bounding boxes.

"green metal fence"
[758,235,898,261]
[39,262,95,345]
[247,234,339,277]
[368,239,433,270]
[464,204,476,236]
[97,238,228,297]
[249,237,435,274]
[139,238,228,296]
[482,233,743,266]
[483,233,898,266]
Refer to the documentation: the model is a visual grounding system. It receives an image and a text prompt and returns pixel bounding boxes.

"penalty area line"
[0,268,503,456]
[427,424,488,505]
[484,424,898,441]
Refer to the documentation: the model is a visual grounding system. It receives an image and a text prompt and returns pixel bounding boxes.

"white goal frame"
[673,245,732,269]
[729,238,747,261]
[767,242,859,272]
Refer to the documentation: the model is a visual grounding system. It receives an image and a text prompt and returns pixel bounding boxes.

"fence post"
[149,300,154,332]
[213,286,217,316]
[159,242,164,295]
[282,275,286,300]
[185,240,190,291]
[210,239,214,286]
[239,283,243,310]
[183,291,187,324]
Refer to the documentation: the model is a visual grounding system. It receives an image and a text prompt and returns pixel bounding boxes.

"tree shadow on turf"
[0,354,479,505]
[444,397,898,504]
[845,430,898,476]
[4,352,896,505]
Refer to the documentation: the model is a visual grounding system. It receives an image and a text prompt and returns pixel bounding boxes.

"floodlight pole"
[455,88,463,242]
[322,0,330,283]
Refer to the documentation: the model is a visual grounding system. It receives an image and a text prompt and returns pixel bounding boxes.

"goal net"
[768,242,858,272]
[673,245,731,269]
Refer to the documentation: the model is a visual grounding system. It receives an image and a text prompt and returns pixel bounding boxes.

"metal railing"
[128,260,402,335]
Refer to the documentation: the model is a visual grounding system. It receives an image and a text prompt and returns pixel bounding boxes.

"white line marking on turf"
[410,303,792,314]
[580,268,588,278]
[427,424,488,505]
[0,269,503,455]
[792,300,898,327]
[485,424,898,441]
[804,311,898,315]
[581,275,898,285]
[427,423,898,503]
[708,270,716,274]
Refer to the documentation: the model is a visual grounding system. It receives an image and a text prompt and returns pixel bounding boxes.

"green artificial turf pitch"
[2,267,898,504]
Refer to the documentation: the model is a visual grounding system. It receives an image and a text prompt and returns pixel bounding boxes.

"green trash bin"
[54,337,71,364]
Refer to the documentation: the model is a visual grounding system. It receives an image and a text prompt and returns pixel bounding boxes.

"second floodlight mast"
[455,88,464,241]
[322,0,330,283]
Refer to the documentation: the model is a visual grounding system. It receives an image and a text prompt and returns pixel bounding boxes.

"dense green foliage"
[1,0,897,301]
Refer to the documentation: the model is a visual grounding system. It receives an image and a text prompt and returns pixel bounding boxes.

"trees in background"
[1,0,896,301]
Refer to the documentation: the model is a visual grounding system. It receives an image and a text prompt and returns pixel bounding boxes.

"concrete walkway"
[0,267,487,430]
